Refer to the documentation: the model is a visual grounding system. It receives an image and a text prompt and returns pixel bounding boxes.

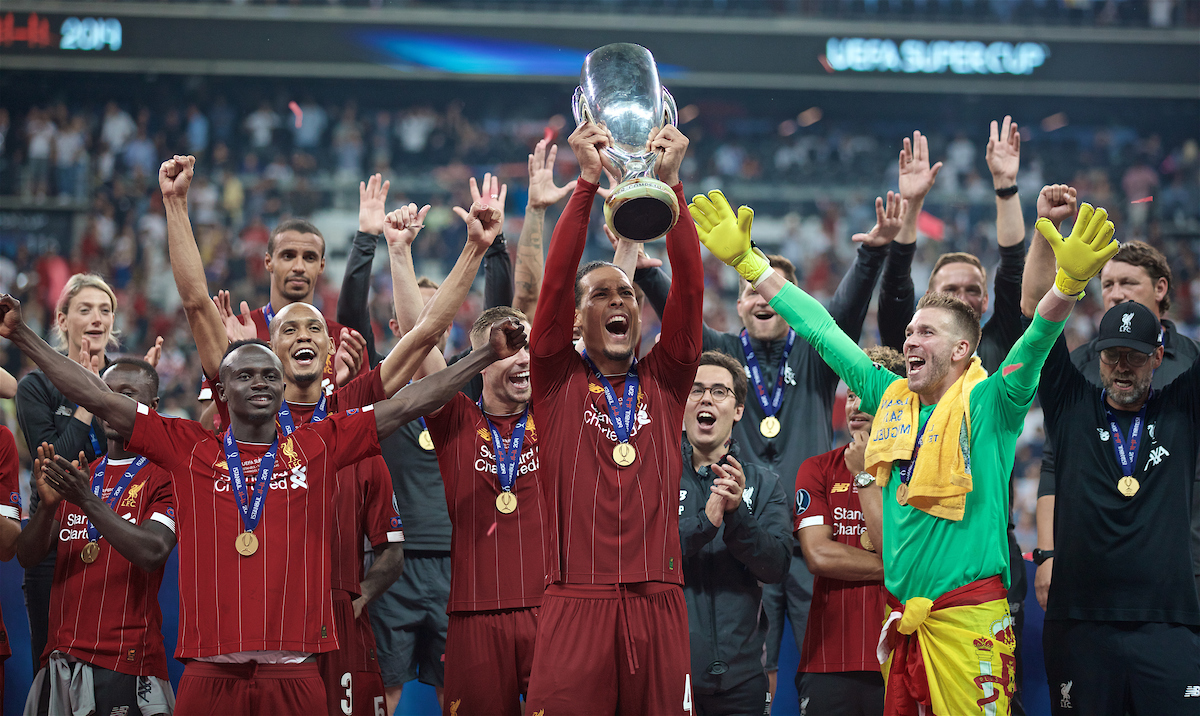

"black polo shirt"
[1039,332,1200,624]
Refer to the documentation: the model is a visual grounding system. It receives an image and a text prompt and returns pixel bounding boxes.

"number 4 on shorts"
[683,673,693,714]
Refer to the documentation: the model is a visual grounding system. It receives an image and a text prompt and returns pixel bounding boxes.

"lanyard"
[263,302,275,329]
[478,400,529,493]
[1103,391,1150,478]
[223,431,278,535]
[277,393,327,436]
[86,456,148,543]
[739,329,795,418]
[898,417,930,486]
[581,351,639,444]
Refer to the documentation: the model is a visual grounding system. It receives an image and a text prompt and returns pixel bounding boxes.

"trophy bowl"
[574,43,679,243]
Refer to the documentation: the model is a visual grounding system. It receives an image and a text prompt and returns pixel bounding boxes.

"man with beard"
[0,288,526,714]
[695,188,1116,716]
[15,359,176,715]
[1020,184,1200,606]
[1037,299,1200,716]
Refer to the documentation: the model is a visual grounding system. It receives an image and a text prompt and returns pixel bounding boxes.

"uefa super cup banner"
[573,43,679,243]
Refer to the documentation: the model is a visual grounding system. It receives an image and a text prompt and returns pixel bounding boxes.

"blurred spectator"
[25,108,56,200]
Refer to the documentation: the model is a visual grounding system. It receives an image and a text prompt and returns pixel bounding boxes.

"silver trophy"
[573,43,679,243]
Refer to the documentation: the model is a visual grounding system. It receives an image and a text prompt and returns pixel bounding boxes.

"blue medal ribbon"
[87,425,103,456]
[739,329,795,420]
[898,419,930,486]
[86,456,148,543]
[276,393,327,436]
[417,416,427,431]
[223,431,279,537]
[263,302,275,330]
[581,351,639,445]
[478,400,528,495]
[1103,391,1150,478]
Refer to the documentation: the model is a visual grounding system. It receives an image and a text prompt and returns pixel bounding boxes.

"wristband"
[1053,269,1087,300]
[995,185,1019,198]
[1052,282,1083,302]
[749,266,776,291]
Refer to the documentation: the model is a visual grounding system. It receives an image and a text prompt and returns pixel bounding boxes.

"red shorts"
[318,590,386,716]
[525,582,693,716]
[175,661,326,716]
[443,607,538,716]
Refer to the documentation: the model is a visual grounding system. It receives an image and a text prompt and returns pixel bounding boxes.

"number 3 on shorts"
[340,672,353,715]
[683,673,693,714]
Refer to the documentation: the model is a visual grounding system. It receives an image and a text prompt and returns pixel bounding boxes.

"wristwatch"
[853,471,876,489]
[1032,548,1055,565]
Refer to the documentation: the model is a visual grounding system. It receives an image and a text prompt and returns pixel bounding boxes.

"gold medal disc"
[760,416,781,438]
[613,443,637,467]
[896,482,910,506]
[1118,476,1140,497]
[418,429,435,451]
[860,530,874,552]
[496,492,518,514]
[80,541,100,564]
[235,531,260,557]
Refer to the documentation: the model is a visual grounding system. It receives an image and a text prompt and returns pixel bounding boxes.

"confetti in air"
[1131,196,1153,204]
[288,101,303,129]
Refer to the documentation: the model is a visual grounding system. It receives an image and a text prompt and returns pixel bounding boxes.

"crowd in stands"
[1,87,1197,551]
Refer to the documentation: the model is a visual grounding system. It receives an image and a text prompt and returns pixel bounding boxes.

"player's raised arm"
[0,296,136,439]
[650,125,703,366]
[1022,184,1078,317]
[159,154,228,381]
[373,318,527,439]
[515,138,576,321]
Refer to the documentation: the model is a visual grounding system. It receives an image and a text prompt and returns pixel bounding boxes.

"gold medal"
[496,491,518,514]
[613,443,637,467]
[896,482,910,506]
[418,429,434,451]
[759,416,781,438]
[860,530,874,552]
[80,541,100,564]
[1118,476,1140,497]
[235,531,259,557]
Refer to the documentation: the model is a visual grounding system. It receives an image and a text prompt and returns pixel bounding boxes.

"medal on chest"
[224,429,280,557]
[481,400,529,514]
[582,351,641,469]
[1104,393,1149,500]
[82,456,148,564]
[740,329,795,438]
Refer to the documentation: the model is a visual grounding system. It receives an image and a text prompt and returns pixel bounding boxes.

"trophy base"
[604,178,679,243]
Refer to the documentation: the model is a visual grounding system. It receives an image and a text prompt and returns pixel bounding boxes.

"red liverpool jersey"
[794,445,887,674]
[0,426,20,661]
[127,401,381,658]
[425,393,549,612]
[46,456,175,678]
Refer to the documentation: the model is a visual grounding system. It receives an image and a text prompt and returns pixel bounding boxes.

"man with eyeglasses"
[1038,299,1200,716]
[678,350,793,716]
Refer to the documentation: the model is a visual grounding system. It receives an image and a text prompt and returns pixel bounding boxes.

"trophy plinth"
[574,43,679,243]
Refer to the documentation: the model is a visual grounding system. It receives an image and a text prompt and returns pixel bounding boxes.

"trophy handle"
[662,88,678,127]
[572,87,594,125]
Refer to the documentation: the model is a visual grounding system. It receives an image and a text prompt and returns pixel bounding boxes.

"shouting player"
[524,119,703,715]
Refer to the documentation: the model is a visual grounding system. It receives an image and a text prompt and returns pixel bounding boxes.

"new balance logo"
[1145,446,1170,469]
[1120,312,1134,332]
[1184,685,1200,698]
[56,405,73,417]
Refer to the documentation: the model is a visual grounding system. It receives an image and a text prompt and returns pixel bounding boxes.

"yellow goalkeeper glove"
[1035,202,1119,298]
[688,190,771,286]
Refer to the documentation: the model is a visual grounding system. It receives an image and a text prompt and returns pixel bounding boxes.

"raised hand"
[0,294,24,339]
[852,191,908,247]
[528,139,577,209]
[604,225,663,272]
[453,174,507,249]
[649,124,689,187]
[689,190,767,284]
[159,154,196,201]
[898,131,942,202]
[334,327,366,387]
[213,290,258,343]
[986,115,1020,187]
[33,443,64,510]
[359,173,391,236]
[42,451,95,509]
[143,336,164,368]
[711,456,746,513]
[488,317,528,361]
[569,122,611,184]
[1035,202,1119,297]
[78,336,103,376]
[384,203,431,250]
[1037,184,1078,229]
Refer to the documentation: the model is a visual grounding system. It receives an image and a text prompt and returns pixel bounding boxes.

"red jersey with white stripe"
[45,456,175,678]
[425,393,549,612]
[0,426,20,661]
[529,179,703,586]
[127,402,381,658]
[794,445,886,673]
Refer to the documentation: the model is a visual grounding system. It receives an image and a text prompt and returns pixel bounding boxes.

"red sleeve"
[316,407,382,469]
[127,403,209,472]
[0,427,19,521]
[143,468,176,528]
[655,183,704,374]
[334,364,385,411]
[360,456,403,547]
[530,179,598,399]
[794,449,837,534]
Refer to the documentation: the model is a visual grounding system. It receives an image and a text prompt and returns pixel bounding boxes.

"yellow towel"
[864,357,987,521]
